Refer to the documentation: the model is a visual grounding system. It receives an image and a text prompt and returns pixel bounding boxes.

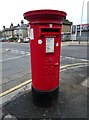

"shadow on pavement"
[3,83,87,119]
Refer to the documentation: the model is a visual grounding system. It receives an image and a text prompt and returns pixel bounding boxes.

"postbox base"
[32,86,59,107]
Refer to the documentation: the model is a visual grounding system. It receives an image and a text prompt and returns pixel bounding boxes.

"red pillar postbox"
[24,10,67,103]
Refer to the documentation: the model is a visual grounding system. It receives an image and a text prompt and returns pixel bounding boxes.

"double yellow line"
[0,62,88,97]
[0,79,32,97]
[60,62,87,69]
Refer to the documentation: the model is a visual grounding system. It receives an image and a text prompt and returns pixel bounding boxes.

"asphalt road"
[1,43,31,92]
[0,42,88,119]
[61,45,87,60]
[0,42,88,93]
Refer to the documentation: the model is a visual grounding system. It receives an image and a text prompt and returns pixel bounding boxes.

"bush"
[9,37,17,42]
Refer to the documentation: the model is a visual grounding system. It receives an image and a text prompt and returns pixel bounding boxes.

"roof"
[2,23,29,32]
[16,24,29,29]
[62,19,73,25]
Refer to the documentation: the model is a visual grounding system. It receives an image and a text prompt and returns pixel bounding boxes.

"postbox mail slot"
[41,28,60,33]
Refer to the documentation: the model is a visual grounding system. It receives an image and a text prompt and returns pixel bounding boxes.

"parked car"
[0,38,5,42]
[23,37,29,43]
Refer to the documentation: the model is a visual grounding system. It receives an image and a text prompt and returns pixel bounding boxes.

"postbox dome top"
[23,9,67,24]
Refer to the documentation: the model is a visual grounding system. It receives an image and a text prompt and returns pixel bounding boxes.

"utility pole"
[79,0,84,44]
[87,1,89,43]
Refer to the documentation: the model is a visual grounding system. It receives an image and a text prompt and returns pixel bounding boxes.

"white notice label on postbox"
[46,38,54,53]
[30,28,34,40]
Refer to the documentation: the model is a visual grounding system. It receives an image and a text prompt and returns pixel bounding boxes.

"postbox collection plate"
[46,37,54,53]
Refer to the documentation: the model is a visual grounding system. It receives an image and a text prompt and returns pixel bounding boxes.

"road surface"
[0,42,88,92]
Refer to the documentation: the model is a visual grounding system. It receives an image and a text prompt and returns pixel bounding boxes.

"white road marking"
[0,54,30,62]
[20,51,25,54]
[5,49,11,52]
[60,56,88,62]
[4,48,30,55]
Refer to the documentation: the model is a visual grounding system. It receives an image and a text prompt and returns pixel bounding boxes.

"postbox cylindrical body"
[24,10,67,97]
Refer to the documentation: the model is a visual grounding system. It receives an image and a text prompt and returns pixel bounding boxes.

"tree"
[21,20,24,25]
[17,24,20,27]
[10,23,13,28]
[3,26,5,29]
[10,23,14,38]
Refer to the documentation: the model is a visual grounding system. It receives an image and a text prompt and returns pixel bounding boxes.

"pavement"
[1,65,88,119]
[61,40,88,46]
[0,41,88,119]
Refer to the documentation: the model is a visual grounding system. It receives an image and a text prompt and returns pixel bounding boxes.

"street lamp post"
[79,0,84,44]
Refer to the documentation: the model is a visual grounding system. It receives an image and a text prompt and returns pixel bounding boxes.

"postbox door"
[39,35,60,90]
